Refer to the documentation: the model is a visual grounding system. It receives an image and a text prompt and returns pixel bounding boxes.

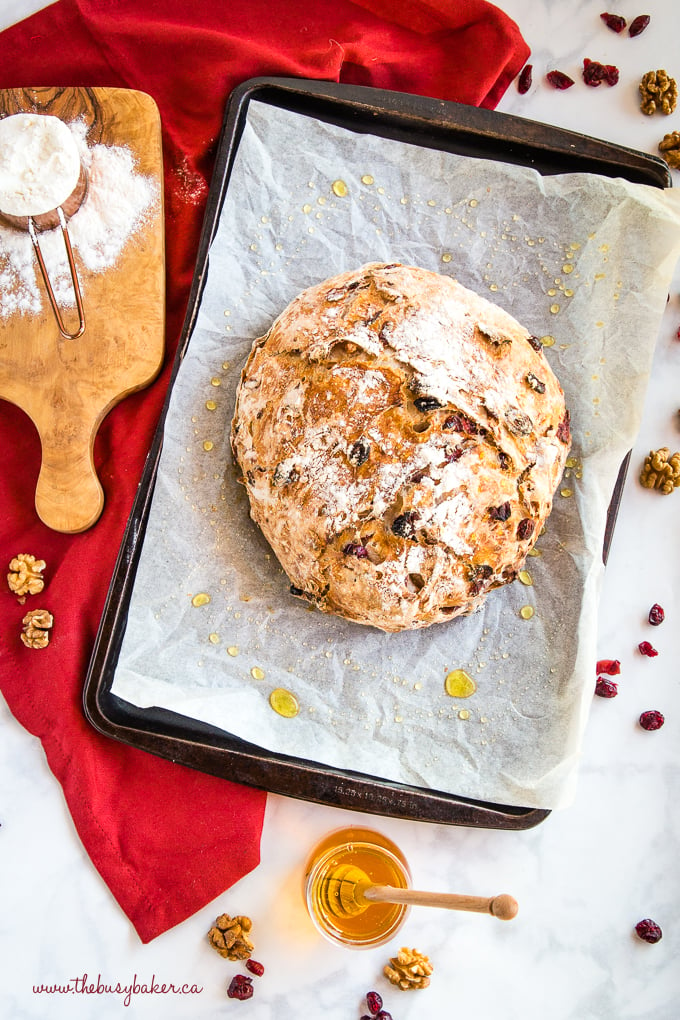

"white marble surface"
[1,1,679,1017]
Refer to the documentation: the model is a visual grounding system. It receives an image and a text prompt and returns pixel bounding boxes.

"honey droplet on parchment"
[518,569,533,586]
[444,669,477,699]
[191,592,211,607]
[519,605,534,620]
[251,666,265,681]
[269,687,299,717]
[227,645,239,657]
[361,174,374,185]
[331,179,348,197]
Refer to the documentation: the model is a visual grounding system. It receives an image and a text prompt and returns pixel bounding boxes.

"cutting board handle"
[35,420,104,534]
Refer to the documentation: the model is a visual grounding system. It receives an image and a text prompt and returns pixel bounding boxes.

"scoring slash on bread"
[231,263,571,632]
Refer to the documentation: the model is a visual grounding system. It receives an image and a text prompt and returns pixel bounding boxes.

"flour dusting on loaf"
[231,263,571,632]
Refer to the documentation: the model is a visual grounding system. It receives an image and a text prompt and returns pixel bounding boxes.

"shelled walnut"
[639,69,678,115]
[20,609,54,649]
[639,447,680,494]
[384,946,433,990]
[7,553,46,598]
[207,913,254,960]
[658,131,680,169]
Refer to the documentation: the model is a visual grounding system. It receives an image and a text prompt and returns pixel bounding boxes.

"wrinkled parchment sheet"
[111,100,680,809]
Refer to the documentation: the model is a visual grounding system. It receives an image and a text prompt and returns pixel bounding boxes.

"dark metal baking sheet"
[83,77,671,830]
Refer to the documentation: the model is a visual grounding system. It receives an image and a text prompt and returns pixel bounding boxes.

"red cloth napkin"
[0,0,528,943]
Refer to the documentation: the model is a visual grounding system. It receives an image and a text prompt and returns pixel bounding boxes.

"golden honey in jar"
[303,826,411,948]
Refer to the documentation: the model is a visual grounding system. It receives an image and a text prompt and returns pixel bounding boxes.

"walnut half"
[639,69,678,115]
[21,609,54,649]
[207,913,254,961]
[384,946,433,990]
[8,553,46,598]
[639,447,680,494]
[658,131,680,169]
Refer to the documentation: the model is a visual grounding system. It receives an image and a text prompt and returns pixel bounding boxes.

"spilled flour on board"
[0,118,159,318]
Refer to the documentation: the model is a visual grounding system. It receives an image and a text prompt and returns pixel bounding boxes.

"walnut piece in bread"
[231,263,571,632]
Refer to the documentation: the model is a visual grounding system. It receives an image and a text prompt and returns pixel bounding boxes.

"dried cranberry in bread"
[231,263,571,632]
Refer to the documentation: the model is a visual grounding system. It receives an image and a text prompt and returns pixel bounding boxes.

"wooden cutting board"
[0,87,165,533]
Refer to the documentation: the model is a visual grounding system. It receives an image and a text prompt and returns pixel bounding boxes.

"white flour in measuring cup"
[0,118,159,318]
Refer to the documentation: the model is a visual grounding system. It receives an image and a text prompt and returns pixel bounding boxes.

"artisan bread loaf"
[231,263,571,632]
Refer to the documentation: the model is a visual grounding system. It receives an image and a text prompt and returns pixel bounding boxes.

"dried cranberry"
[638,641,658,658]
[444,412,477,434]
[582,58,619,87]
[600,12,626,32]
[595,677,618,698]
[546,70,575,90]
[648,603,665,626]
[518,64,533,94]
[414,396,444,412]
[348,438,370,467]
[526,372,546,393]
[488,501,512,522]
[628,14,650,36]
[391,511,419,539]
[445,443,466,463]
[556,410,571,443]
[245,959,265,976]
[227,975,254,1000]
[596,659,621,676]
[635,919,662,943]
[366,991,383,1015]
[517,518,535,540]
[639,710,664,731]
[526,334,543,352]
[343,542,369,558]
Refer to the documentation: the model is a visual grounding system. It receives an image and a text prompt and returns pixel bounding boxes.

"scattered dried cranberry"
[639,710,664,730]
[518,63,533,94]
[628,14,650,37]
[648,603,665,626]
[596,658,621,676]
[635,918,663,943]
[582,58,620,87]
[546,70,575,90]
[245,959,265,976]
[517,518,535,540]
[638,641,658,657]
[595,677,618,698]
[227,975,253,1000]
[343,542,369,558]
[600,12,626,33]
[366,991,383,1015]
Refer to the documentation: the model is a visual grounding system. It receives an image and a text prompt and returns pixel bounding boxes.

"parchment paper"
[111,100,680,809]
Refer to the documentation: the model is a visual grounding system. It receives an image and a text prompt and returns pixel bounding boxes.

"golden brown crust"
[231,263,571,632]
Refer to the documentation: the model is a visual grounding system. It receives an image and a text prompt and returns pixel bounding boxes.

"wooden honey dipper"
[321,863,518,920]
